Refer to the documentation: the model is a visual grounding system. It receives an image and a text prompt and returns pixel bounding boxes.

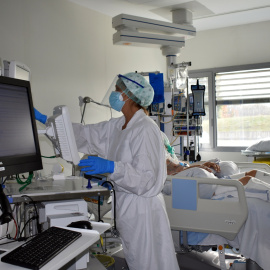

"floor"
[111,247,244,270]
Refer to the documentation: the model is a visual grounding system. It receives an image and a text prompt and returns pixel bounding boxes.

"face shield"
[101,73,154,108]
[101,76,119,107]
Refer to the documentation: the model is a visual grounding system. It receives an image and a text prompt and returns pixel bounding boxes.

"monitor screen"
[0,76,42,177]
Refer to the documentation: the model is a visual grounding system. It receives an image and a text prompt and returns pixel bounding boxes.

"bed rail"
[236,162,270,172]
[164,176,248,240]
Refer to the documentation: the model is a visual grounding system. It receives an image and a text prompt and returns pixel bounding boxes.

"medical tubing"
[100,181,117,230]
[16,172,34,192]
[41,155,56,159]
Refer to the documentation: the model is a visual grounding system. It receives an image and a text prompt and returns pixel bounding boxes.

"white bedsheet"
[214,177,270,202]
[199,179,270,270]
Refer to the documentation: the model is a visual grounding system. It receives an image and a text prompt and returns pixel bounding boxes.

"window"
[189,63,270,151]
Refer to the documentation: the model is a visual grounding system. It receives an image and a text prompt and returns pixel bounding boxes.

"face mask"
[109,91,126,112]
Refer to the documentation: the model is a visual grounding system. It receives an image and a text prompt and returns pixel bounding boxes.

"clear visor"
[101,74,144,107]
[101,75,119,107]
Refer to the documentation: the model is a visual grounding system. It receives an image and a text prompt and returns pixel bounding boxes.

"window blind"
[216,68,270,102]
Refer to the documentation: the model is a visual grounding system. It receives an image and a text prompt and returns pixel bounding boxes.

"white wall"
[1,0,269,174]
[0,0,166,175]
[178,21,270,162]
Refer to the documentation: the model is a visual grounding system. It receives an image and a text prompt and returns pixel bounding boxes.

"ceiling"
[69,0,270,31]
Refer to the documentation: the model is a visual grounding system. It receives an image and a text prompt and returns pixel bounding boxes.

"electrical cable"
[10,217,18,240]
[100,181,119,236]
[21,195,41,234]
[19,216,37,239]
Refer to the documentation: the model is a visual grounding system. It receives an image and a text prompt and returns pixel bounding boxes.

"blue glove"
[34,108,47,124]
[79,156,114,175]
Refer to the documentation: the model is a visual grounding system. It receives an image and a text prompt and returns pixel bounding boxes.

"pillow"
[215,161,240,178]
[246,138,270,152]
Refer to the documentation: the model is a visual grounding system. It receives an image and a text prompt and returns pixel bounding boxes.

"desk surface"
[4,177,110,203]
[0,222,111,270]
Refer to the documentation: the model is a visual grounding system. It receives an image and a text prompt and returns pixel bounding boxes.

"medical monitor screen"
[0,77,42,177]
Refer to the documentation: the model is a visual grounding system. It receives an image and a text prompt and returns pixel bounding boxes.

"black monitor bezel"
[0,76,43,177]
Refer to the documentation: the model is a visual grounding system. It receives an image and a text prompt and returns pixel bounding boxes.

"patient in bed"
[162,132,270,198]
[162,133,270,269]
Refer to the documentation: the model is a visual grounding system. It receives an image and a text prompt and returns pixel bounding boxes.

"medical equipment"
[44,105,80,166]
[112,13,195,49]
[3,60,31,81]
[39,199,88,231]
[0,57,3,76]
[191,79,205,116]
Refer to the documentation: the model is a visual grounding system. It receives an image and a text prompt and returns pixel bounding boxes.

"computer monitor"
[0,76,43,177]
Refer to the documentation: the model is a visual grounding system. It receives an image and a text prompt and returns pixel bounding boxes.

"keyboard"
[1,226,82,270]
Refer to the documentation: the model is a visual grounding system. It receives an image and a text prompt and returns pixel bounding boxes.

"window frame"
[189,62,270,152]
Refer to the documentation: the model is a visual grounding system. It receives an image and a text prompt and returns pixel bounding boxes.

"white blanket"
[214,177,270,202]
[200,179,270,269]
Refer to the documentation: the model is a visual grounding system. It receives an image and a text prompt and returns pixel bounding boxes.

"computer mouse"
[67,220,92,230]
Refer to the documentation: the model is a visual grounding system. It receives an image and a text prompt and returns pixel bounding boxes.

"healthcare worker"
[74,73,179,270]
[34,73,180,270]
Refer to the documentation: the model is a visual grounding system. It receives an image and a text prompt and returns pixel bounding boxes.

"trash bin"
[95,254,115,270]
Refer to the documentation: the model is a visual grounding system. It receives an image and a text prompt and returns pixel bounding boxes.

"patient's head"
[214,161,239,178]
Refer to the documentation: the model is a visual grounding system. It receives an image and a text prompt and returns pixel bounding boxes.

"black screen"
[0,77,42,177]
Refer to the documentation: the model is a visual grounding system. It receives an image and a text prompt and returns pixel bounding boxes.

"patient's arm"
[166,159,184,175]
[245,170,257,177]
[238,175,252,185]
[166,160,218,175]
[186,162,218,174]
[200,162,221,173]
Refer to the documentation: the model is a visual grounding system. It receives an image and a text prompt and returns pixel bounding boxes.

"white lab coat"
[73,109,179,270]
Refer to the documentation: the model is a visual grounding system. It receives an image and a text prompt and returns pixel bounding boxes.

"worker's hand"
[79,156,115,175]
[202,162,221,173]
[34,108,47,124]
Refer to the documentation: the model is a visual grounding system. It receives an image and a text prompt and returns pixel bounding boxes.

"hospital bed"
[164,162,270,270]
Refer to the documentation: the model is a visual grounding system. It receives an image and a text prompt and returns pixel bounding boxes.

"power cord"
[21,195,41,234]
